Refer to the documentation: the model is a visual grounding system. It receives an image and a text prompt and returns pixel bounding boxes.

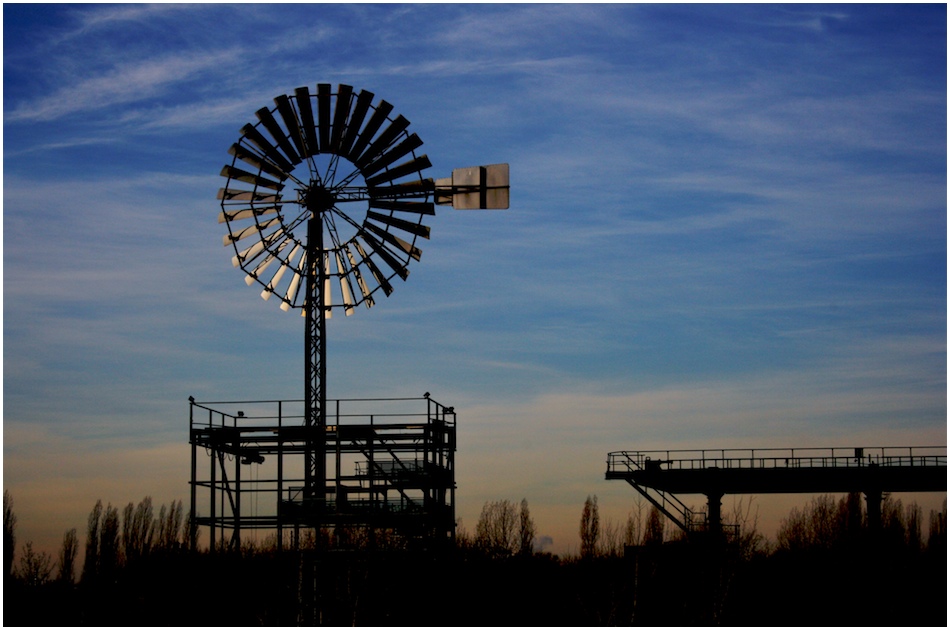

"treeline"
[3,490,946,625]
[458,495,672,559]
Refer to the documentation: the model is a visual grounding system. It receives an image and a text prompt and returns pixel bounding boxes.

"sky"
[3,3,946,559]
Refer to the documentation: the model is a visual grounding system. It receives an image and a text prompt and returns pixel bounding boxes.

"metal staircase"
[611,452,720,536]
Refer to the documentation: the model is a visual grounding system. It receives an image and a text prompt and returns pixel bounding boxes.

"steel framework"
[189,395,456,551]
[607,446,947,537]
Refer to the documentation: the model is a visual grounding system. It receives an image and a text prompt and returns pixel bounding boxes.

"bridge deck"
[606,447,947,495]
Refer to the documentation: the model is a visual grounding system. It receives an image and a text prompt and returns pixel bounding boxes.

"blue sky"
[3,3,946,556]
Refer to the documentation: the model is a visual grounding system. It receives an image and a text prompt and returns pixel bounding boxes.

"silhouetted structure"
[208,83,506,548]
[607,446,947,536]
[189,395,456,551]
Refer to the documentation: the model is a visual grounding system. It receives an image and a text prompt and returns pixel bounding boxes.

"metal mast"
[304,191,332,509]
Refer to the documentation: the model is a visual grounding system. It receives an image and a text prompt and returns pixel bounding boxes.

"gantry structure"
[190,395,456,551]
[607,446,947,537]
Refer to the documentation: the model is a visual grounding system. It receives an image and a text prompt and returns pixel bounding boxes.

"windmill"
[216,82,508,531]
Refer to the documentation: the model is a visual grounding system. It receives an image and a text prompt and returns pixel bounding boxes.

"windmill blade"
[218,188,279,203]
[335,252,356,315]
[329,84,353,153]
[367,199,435,216]
[233,227,289,268]
[232,234,273,268]
[218,205,280,223]
[354,115,410,169]
[260,258,292,300]
[366,210,431,239]
[294,86,318,158]
[240,124,294,174]
[223,217,280,246]
[245,239,292,285]
[347,100,393,163]
[220,165,284,191]
[228,143,289,180]
[353,241,393,296]
[280,251,308,311]
[323,252,333,318]
[261,244,302,300]
[275,94,307,159]
[359,229,409,281]
[317,83,332,153]
[364,155,432,187]
[256,106,301,165]
[344,243,374,308]
[364,221,422,261]
[360,133,423,178]
[339,89,374,156]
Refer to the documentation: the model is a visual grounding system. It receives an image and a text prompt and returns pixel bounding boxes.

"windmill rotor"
[219,83,436,316]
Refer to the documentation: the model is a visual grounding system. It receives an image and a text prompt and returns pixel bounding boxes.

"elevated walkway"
[607,446,946,536]
[189,395,456,551]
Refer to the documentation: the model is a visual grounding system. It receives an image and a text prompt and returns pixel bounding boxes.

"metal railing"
[607,446,947,474]
[189,395,456,432]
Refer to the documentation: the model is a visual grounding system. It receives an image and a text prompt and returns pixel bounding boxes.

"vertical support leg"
[189,400,197,553]
[706,492,723,537]
[865,488,883,532]
[277,400,283,553]
[234,433,241,552]
[210,441,217,553]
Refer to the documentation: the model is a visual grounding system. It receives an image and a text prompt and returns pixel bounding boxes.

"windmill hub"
[302,185,336,213]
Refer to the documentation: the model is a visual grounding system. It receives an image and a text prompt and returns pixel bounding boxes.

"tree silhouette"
[122,496,155,566]
[519,498,536,556]
[57,528,78,584]
[4,490,16,584]
[579,495,599,558]
[156,500,184,552]
[81,499,102,584]
[15,541,53,587]
[927,501,946,554]
[642,504,664,547]
[475,499,517,557]
[99,503,120,583]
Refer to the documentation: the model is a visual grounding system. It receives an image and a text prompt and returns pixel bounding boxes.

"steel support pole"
[277,400,283,553]
[189,399,197,552]
[304,215,327,516]
[233,432,241,551]
[706,491,723,537]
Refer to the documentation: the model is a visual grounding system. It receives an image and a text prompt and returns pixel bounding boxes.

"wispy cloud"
[66,4,200,37]
[6,50,239,122]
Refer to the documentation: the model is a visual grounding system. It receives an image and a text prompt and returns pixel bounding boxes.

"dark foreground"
[4,538,945,626]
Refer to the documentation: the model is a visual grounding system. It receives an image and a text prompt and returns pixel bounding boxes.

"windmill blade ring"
[219,83,434,314]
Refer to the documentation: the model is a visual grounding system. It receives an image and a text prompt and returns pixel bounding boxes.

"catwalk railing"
[607,446,947,475]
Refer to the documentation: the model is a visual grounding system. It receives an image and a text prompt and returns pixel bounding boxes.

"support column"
[706,491,723,537]
[277,400,283,553]
[865,488,883,532]
[304,215,327,515]
[189,398,197,553]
